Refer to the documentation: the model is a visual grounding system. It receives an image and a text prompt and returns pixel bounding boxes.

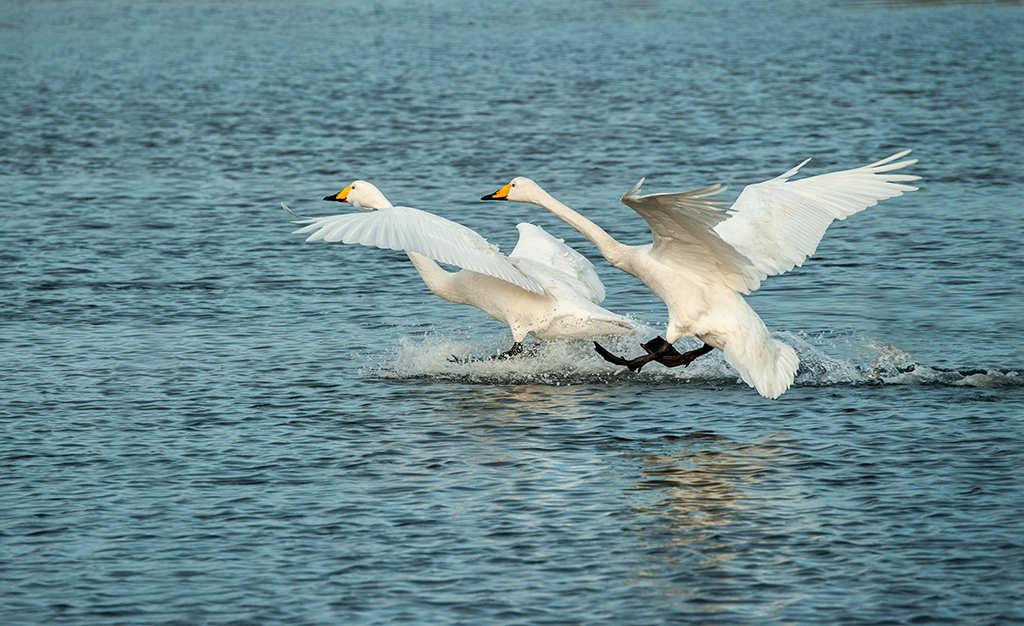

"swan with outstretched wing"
[483,150,918,397]
[285,181,636,359]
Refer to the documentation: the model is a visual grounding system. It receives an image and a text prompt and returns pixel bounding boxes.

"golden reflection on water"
[435,383,804,615]
[437,384,610,477]
[624,431,797,609]
[629,432,784,514]
[444,383,603,424]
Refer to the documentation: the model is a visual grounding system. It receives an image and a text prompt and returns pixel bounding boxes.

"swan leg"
[594,340,658,372]
[492,342,524,360]
[640,336,679,356]
[449,342,530,363]
[657,342,714,367]
[595,337,713,372]
[594,341,636,367]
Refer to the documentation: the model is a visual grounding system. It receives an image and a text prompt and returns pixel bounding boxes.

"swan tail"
[542,307,639,340]
[720,329,799,400]
[574,316,638,337]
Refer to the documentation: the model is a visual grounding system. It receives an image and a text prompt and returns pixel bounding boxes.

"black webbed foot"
[491,342,524,360]
[594,341,657,372]
[641,337,683,358]
[594,341,632,366]
[595,337,715,372]
[655,342,715,367]
[451,342,532,363]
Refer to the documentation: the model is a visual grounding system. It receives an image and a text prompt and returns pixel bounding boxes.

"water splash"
[365,327,1021,390]
[859,341,1021,388]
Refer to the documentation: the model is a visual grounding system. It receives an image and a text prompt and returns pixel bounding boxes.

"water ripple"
[3,0,1023,624]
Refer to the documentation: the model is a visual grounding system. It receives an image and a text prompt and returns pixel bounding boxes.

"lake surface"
[2,0,1023,623]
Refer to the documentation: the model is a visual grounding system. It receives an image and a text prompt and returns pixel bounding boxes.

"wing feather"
[715,150,919,282]
[508,223,606,303]
[291,205,545,294]
[621,179,760,293]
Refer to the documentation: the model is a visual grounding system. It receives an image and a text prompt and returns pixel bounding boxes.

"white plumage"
[285,181,636,357]
[484,151,919,398]
[293,203,545,295]
[712,149,919,288]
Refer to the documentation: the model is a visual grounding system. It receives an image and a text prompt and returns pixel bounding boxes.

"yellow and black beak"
[481,183,512,201]
[323,185,352,202]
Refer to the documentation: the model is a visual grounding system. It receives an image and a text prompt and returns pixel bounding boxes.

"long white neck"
[530,187,627,265]
[405,251,465,304]
[355,187,393,210]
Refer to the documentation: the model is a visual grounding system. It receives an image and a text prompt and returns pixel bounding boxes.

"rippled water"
[2,1,1023,623]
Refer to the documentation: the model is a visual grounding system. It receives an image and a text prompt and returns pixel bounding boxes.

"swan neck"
[533,189,623,262]
[406,251,463,303]
[366,195,393,209]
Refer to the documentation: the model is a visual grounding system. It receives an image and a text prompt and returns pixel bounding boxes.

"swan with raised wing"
[285,181,636,359]
[482,151,919,397]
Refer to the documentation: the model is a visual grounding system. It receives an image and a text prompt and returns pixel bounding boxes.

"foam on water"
[366,327,1022,390]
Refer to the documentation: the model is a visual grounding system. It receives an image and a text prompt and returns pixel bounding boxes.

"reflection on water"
[630,431,788,519]
[3,0,1022,621]
[444,384,602,424]
[397,383,614,485]
[624,431,803,614]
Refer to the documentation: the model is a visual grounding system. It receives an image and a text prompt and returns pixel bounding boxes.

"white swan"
[285,181,636,358]
[482,151,919,397]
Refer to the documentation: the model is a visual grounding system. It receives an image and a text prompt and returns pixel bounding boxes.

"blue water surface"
[2,1,1023,624]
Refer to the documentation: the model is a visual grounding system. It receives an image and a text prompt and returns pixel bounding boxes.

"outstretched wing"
[714,150,919,282]
[508,222,606,303]
[621,179,760,293]
[290,204,545,295]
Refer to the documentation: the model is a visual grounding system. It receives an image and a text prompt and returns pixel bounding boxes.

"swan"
[482,150,919,398]
[284,180,637,359]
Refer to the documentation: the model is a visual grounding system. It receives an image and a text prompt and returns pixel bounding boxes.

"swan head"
[323,180,393,210]
[481,176,545,204]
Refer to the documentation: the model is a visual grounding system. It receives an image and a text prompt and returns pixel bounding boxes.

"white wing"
[508,223,606,303]
[291,204,545,295]
[714,150,919,284]
[533,272,637,329]
[621,179,760,293]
